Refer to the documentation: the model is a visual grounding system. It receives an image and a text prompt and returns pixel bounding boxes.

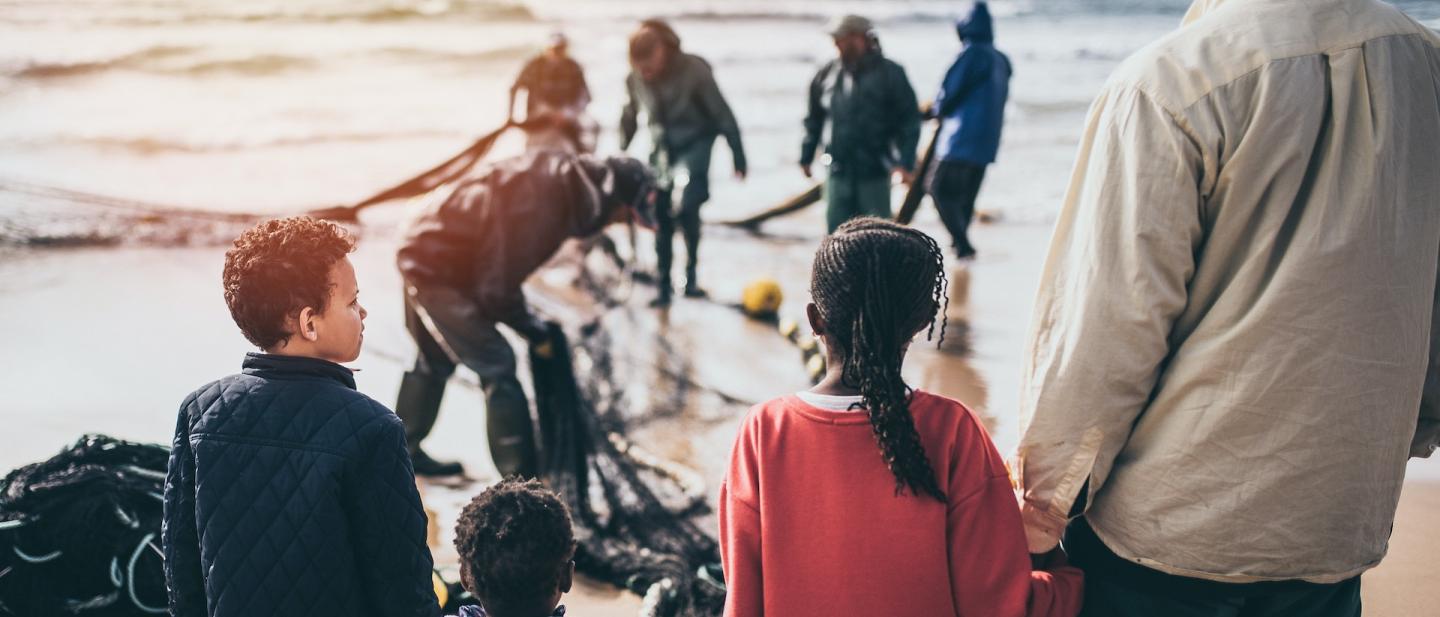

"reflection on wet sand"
[912,266,993,431]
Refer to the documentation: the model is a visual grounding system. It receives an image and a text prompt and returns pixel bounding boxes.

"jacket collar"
[843,49,883,74]
[458,604,566,617]
[241,352,356,390]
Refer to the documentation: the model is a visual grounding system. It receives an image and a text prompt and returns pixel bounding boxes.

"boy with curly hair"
[453,478,576,617]
[162,216,440,617]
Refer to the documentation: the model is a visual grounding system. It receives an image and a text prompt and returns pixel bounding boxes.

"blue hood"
[957,2,994,44]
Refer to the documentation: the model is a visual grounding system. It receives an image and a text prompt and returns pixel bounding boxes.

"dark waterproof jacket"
[934,2,1011,165]
[396,150,614,330]
[162,353,439,617]
[801,50,921,178]
[512,54,589,113]
[620,53,747,176]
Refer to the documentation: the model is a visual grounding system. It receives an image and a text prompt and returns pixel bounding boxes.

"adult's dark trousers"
[927,159,987,257]
[394,282,538,478]
[824,172,891,233]
[654,140,713,293]
[1065,518,1361,617]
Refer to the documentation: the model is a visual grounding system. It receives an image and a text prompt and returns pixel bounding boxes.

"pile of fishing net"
[533,322,727,617]
[0,435,170,616]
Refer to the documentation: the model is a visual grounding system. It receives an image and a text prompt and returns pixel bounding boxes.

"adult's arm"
[574,60,592,109]
[719,409,763,617]
[346,409,441,617]
[934,51,986,120]
[162,396,206,617]
[888,63,922,172]
[799,65,830,168]
[620,75,640,152]
[695,60,747,175]
[510,59,536,120]
[1016,84,1206,552]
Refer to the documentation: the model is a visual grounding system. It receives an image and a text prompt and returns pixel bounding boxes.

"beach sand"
[7,212,1432,613]
[3,1,1439,611]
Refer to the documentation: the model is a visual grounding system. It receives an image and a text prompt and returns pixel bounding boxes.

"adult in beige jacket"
[1017,0,1440,613]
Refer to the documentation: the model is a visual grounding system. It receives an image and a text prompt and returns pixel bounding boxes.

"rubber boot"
[682,219,706,298]
[395,371,463,476]
[653,191,676,307]
[485,378,539,478]
[683,263,707,298]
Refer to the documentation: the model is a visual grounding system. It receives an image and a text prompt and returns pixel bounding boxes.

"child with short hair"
[453,478,576,617]
[719,217,1083,616]
[162,216,440,617]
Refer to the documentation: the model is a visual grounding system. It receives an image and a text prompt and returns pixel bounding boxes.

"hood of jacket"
[575,154,654,234]
[957,1,994,44]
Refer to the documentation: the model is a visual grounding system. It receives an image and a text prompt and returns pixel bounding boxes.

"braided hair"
[810,217,949,501]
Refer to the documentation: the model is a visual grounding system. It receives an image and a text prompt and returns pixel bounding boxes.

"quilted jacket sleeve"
[346,406,441,617]
[162,394,207,617]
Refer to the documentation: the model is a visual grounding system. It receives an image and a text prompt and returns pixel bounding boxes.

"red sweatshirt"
[719,391,1083,617]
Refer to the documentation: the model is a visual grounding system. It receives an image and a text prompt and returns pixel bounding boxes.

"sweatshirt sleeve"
[720,410,763,617]
[947,476,1083,617]
[1016,84,1205,552]
[346,408,441,617]
[946,412,1083,617]
[162,396,206,617]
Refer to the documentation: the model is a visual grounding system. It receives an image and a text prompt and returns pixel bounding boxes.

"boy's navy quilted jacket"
[161,353,440,617]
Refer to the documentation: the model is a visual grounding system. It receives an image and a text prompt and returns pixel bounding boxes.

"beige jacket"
[1017,0,1440,583]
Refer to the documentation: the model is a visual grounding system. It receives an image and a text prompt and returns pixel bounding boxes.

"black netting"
[0,435,171,616]
[533,322,726,617]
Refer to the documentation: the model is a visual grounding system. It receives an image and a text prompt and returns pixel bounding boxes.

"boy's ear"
[560,560,574,593]
[805,302,825,336]
[297,306,319,342]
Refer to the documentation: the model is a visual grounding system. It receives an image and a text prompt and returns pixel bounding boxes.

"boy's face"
[308,256,366,363]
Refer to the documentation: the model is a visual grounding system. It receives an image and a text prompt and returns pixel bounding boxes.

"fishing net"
[532,320,727,617]
[0,434,170,616]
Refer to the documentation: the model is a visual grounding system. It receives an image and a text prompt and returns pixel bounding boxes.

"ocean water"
[2,0,1435,225]
[0,1,1216,223]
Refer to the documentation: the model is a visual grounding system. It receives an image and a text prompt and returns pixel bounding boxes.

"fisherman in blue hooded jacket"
[926,1,1011,259]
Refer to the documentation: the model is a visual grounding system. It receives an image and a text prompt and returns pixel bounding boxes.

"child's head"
[222,216,365,363]
[808,217,948,501]
[455,478,576,617]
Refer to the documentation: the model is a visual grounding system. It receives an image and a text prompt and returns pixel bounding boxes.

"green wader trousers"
[825,173,892,233]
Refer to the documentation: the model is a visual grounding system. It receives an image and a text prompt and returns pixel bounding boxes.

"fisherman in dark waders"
[620,19,747,306]
[801,15,921,233]
[925,1,1010,259]
[393,152,655,477]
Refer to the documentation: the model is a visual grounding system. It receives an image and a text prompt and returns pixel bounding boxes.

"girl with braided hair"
[718,217,1083,616]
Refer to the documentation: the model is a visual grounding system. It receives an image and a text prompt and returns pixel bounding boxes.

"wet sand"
[2,209,1437,614]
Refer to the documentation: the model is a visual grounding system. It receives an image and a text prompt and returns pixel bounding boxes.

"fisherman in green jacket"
[621,19,747,306]
[801,15,921,233]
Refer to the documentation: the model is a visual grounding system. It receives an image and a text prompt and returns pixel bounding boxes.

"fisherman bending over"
[394,151,655,477]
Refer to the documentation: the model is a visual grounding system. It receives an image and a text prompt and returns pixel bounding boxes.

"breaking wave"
[7,43,533,80]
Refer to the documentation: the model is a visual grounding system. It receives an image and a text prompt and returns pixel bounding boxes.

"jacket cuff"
[1021,498,1069,554]
[1411,421,1439,458]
